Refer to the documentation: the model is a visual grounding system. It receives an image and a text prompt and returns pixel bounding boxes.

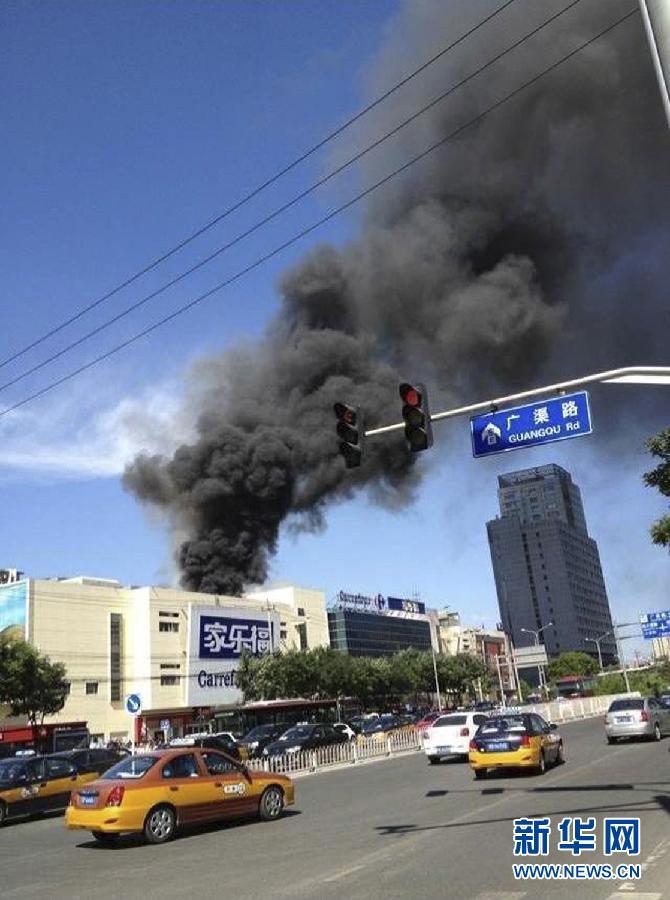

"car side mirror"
[549,723,558,731]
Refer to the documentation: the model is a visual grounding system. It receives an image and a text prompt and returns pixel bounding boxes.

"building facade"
[487,464,617,665]
[0,576,329,743]
[328,608,433,656]
[435,610,515,695]
[327,591,436,656]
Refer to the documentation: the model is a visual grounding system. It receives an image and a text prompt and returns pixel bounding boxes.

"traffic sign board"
[640,610,670,640]
[641,610,670,624]
[470,391,592,458]
[513,646,549,668]
[125,693,142,715]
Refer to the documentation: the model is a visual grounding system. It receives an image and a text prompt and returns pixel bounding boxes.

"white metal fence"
[243,692,637,778]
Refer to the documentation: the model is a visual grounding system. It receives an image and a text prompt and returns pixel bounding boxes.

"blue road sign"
[640,611,670,640]
[471,391,592,458]
[125,693,142,715]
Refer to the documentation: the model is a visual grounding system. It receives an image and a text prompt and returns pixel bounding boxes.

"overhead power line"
[0,7,638,421]
[0,0,584,398]
[0,0,519,372]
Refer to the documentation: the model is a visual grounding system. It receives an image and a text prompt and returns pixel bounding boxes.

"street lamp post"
[431,644,443,712]
[585,630,611,672]
[520,623,554,697]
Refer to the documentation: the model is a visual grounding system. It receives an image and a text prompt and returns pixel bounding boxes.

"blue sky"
[1,0,667,662]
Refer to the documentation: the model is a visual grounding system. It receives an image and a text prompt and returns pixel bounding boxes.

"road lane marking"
[323,863,367,882]
[471,893,526,899]
[607,894,662,899]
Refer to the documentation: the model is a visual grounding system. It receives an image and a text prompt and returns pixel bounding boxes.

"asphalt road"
[1,717,669,900]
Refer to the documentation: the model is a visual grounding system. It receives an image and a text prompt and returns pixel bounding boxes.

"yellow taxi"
[65,747,295,844]
[468,711,564,779]
[0,754,99,825]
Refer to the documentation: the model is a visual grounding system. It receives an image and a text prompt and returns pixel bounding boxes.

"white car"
[333,722,356,741]
[424,712,491,764]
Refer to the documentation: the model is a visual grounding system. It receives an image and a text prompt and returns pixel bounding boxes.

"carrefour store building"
[0,576,329,743]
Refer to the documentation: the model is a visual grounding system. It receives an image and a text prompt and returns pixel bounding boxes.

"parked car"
[263,723,348,757]
[415,712,442,734]
[169,733,248,761]
[358,715,405,742]
[51,747,128,776]
[0,754,99,825]
[65,747,294,844]
[424,712,490,764]
[239,724,287,758]
[469,712,564,779]
[332,722,357,741]
[604,697,670,743]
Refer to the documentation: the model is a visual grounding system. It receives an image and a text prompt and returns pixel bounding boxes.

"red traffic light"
[333,401,363,468]
[399,383,421,407]
[398,381,433,453]
[334,402,357,426]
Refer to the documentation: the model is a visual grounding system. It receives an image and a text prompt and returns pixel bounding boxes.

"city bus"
[210,698,359,737]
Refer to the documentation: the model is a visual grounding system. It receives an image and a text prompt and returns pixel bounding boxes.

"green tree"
[643,427,670,547]
[0,636,68,726]
[592,672,626,696]
[547,651,598,680]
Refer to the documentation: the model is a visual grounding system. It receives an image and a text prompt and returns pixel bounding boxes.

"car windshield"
[478,717,528,735]
[243,725,277,740]
[279,726,313,741]
[609,699,644,711]
[362,720,384,733]
[0,760,28,782]
[433,715,467,727]
[101,755,158,780]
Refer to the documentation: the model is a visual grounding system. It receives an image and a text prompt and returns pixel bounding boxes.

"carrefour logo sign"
[199,615,274,660]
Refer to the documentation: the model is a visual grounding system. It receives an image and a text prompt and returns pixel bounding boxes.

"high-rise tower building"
[487,464,617,665]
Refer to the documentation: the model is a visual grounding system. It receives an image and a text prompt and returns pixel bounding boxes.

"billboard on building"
[335,591,426,616]
[0,580,28,639]
[186,605,280,706]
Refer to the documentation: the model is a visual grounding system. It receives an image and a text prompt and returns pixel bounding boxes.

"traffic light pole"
[364,366,670,437]
[640,0,670,129]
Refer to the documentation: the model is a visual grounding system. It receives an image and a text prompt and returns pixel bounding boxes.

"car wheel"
[556,742,565,765]
[0,800,7,826]
[606,736,617,745]
[428,757,440,765]
[143,805,176,844]
[535,752,546,776]
[259,786,284,821]
[474,769,487,780]
[653,723,661,742]
[91,831,118,845]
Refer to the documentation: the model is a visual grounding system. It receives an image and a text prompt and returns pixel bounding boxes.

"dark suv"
[51,747,128,776]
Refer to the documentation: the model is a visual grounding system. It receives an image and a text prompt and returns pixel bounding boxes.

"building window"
[86,682,99,695]
[296,622,308,651]
[160,675,180,686]
[159,621,179,633]
[110,612,122,703]
[297,607,305,617]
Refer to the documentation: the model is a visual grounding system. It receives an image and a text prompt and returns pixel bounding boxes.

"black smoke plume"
[124,0,670,595]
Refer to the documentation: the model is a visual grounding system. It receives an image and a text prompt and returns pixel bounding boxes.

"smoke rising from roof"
[123,0,670,595]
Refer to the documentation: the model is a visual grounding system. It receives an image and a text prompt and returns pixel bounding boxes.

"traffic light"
[333,402,363,468]
[399,382,433,452]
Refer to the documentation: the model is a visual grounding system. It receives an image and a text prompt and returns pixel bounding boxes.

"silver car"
[605,697,670,743]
